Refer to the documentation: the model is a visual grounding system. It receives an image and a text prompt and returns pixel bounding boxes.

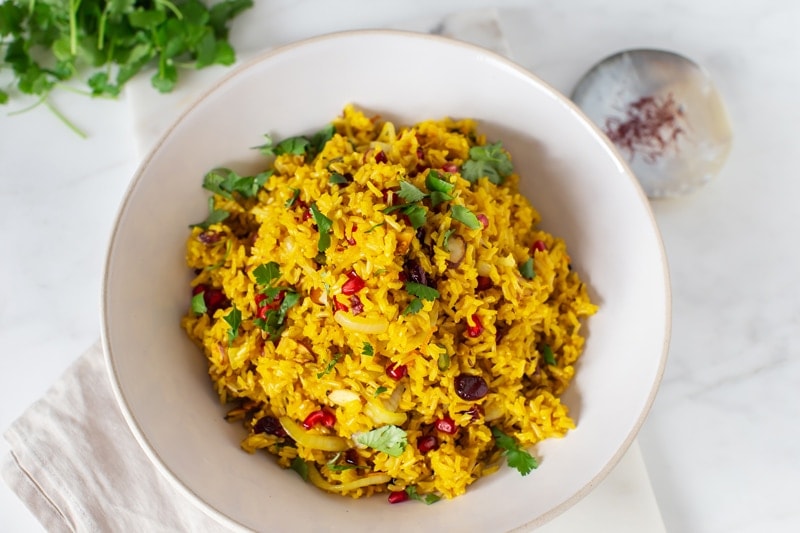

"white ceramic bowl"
[103,30,670,532]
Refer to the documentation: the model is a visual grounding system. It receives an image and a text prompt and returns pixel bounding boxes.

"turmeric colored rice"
[181,105,597,502]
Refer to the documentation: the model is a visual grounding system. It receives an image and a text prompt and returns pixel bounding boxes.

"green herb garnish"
[403,281,439,315]
[285,188,301,207]
[362,342,374,356]
[374,386,388,397]
[191,292,207,315]
[290,457,309,481]
[450,205,481,230]
[223,304,241,345]
[398,180,427,203]
[353,425,408,457]
[203,168,271,200]
[437,351,450,371]
[441,228,456,248]
[365,222,385,233]
[317,353,341,379]
[310,203,333,252]
[541,344,556,365]
[191,197,229,230]
[406,485,442,505]
[462,141,514,184]
[519,257,535,280]
[257,123,334,159]
[329,173,349,185]
[490,427,538,476]
[253,261,281,286]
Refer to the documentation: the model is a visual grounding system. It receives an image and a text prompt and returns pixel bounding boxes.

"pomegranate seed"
[341,272,366,295]
[477,214,489,229]
[434,417,457,435]
[254,416,288,437]
[302,209,313,221]
[375,151,388,164]
[388,490,409,504]
[302,409,336,429]
[417,435,439,453]
[466,314,483,338]
[333,298,349,312]
[441,162,459,173]
[532,240,547,253]
[454,374,489,401]
[346,224,358,246]
[349,295,364,315]
[386,362,408,380]
[416,147,424,160]
[204,288,229,314]
[255,293,267,305]
[476,276,492,291]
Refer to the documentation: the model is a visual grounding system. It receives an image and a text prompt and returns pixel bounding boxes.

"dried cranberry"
[254,416,288,438]
[197,231,222,244]
[388,490,409,504]
[386,363,407,380]
[532,240,547,253]
[192,284,207,296]
[349,295,364,315]
[476,276,492,291]
[302,409,336,429]
[441,162,459,174]
[466,314,483,338]
[375,151,388,164]
[204,288,229,314]
[416,147,424,160]
[454,374,489,401]
[417,435,439,453]
[403,258,428,286]
[466,404,484,421]
[434,417,457,435]
[341,272,366,295]
[477,214,489,229]
[345,449,360,465]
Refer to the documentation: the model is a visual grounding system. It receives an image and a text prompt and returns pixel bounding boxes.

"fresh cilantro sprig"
[252,262,300,340]
[317,353,341,379]
[310,203,334,252]
[353,425,408,457]
[257,123,335,160]
[290,457,309,481]
[490,427,538,476]
[519,257,535,280]
[223,304,241,345]
[0,0,253,133]
[362,342,374,356]
[451,205,482,230]
[462,141,514,184]
[190,196,230,229]
[406,485,442,505]
[425,170,455,206]
[402,281,440,315]
[203,168,272,200]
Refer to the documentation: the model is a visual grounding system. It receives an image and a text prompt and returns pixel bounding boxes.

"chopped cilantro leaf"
[290,457,309,481]
[402,204,428,229]
[254,262,281,286]
[519,257,535,280]
[191,292,207,315]
[362,342,374,356]
[429,190,453,207]
[274,136,310,156]
[309,123,336,159]
[406,485,442,505]
[542,344,556,365]
[310,203,333,252]
[404,282,439,301]
[461,141,514,184]
[374,386,388,397]
[329,173,349,185]
[442,228,456,248]
[398,181,427,203]
[223,304,241,345]
[285,188,301,207]
[451,205,481,230]
[403,298,424,315]
[354,425,408,457]
[425,170,455,193]
[491,427,538,476]
[202,168,271,199]
[191,207,230,230]
[317,353,341,379]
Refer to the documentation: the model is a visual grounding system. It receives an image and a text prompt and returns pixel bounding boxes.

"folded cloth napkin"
[2,9,665,532]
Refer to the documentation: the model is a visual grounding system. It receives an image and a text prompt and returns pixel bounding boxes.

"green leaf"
[128,8,167,29]
[402,298,423,316]
[308,123,335,159]
[425,170,455,193]
[362,342,374,356]
[0,3,25,37]
[402,204,427,229]
[224,304,241,345]
[519,257,535,280]
[328,173,349,185]
[461,141,514,185]
[275,136,310,156]
[191,197,230,229]
[406,485,441,505]
[353,425,408,457]
[88,71,120,97]
[317,353,341,379]
[203,168,270,199]
[0,90,9,105]
[398,181,427,203]
[151,60,177,93]
[285,188,300,207]
[290,457,309,481]
[451,205,481,230]
[490,427,538,476]
[404,282,439,301]
[310,203,333,252]
[441,228,456,248]
[209,0,253,37]
[429,190,452,207]
[191,292,207,314]
[254,262,281,286]
[541,344,556,365]
[374,386,387,397]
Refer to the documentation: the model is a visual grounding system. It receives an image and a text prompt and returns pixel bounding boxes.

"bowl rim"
[101,28,672,532]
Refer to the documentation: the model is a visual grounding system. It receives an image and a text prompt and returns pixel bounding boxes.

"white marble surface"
[1,1,798,532]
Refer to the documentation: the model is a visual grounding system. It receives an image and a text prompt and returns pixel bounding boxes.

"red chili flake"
[531,240,547,253]
[417,435,439,453]
[341,272,366,295]
[388,490,409,504]
[333,298,349,312]
[476,214,489,229]
[375,151,388,164]
[476,276,492,291]
[302,409,336,429]
[386,362,408,380]
[604,93,685,163]
[441,162,459,174]
[434,417,457,435]
[466,314,483,338]
[349,295,364,315]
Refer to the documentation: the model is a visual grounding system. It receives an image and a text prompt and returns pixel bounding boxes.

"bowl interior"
[103,30,669,532]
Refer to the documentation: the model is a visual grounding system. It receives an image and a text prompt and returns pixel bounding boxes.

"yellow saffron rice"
[181,105,597,502]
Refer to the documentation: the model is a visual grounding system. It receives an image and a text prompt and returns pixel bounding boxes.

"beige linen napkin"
[2,9,665,532]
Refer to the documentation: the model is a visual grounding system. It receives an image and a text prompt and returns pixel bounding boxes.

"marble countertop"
[1,1,798,531]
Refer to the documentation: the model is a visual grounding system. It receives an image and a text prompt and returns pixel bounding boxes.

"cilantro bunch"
[0,0,252,131]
